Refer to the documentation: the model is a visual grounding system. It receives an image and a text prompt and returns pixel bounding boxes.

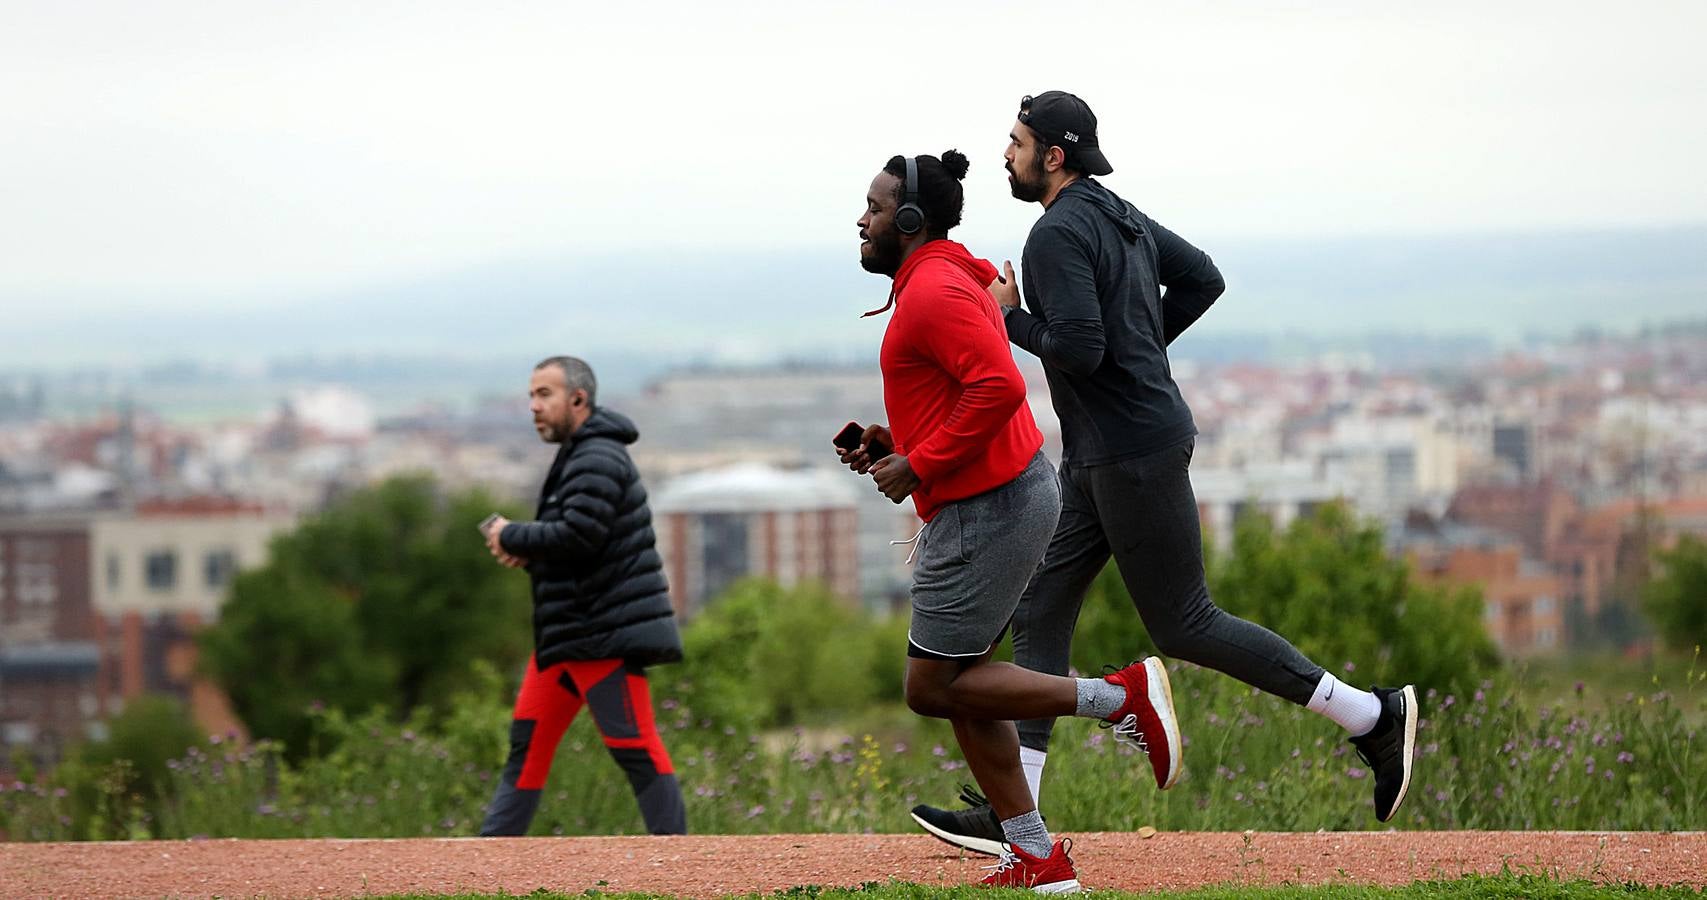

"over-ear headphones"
[895,156,924,235]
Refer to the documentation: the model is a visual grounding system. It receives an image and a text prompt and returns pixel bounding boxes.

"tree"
[199,476,534,756]
[77,694,206,803]
[664,578,890,729]
[1070,502,1499,695]
[1644,534,1707,653]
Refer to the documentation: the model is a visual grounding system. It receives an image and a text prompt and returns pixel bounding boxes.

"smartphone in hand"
[834,421,893,461]
[478,513,501,538]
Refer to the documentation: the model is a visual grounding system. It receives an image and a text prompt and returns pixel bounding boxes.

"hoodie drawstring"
[861,285,898,318]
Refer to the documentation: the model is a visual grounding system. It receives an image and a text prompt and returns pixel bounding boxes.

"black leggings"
[1012,439,1326,752]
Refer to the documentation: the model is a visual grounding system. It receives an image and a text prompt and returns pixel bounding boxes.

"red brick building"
[1412,542,1566,656]
[0,524,102,763]
[0,500,289,770]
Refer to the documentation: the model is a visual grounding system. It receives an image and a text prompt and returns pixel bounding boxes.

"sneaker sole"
[1380,684,1419,822]
[909,811,1004,857]
[1145,657,1183,790]
[1034,879,1082,894]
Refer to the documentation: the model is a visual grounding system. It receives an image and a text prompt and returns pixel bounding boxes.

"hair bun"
[940,149,970,181]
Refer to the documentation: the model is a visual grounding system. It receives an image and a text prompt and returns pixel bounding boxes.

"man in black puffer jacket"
[478,355,686,836]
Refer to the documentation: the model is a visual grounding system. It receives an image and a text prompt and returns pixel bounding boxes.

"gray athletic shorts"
[908,451,1062,661]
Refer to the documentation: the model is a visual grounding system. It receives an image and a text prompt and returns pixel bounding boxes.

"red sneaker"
[1101,656,1183,790]
[979,838,1081,894]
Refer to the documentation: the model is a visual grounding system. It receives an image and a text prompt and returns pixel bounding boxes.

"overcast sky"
[2,0,1703,315]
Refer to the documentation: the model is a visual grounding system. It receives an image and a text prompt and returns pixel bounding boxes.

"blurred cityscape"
[2,322,1706,766]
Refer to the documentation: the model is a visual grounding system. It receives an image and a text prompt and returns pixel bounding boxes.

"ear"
[570,390,586,408]
[1044,145,1067,174]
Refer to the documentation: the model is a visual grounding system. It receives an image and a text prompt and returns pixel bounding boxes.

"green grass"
[3,655,1702,841]
[362,873,1707,899]
[1513,651,1707,725]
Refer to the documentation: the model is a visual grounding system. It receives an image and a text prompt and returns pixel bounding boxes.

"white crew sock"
[1306,672,1382,736]
[1020,746,1047,806]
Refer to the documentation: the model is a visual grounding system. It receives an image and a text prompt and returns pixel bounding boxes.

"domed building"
[652,464,861,617]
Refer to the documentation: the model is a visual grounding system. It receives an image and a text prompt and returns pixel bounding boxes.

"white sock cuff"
[1019,747,1047,806]
[1306,672,1338,710]
[1307,672,1382,736]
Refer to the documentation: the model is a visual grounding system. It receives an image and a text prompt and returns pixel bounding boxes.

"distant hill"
[6,225,1703,371]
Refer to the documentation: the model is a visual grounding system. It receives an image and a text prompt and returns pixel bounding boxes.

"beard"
[1008,152,1049,202]
[859,226,905,277]
[534,417,568,443]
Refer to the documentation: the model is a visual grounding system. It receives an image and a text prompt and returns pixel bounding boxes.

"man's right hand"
[835,423,893,475]
[856,423,893,475]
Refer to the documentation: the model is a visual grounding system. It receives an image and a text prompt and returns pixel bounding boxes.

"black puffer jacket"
[498,407,683,668]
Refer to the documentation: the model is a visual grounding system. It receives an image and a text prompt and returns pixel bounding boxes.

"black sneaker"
[1349,684,1418,822]
[909,784,1005,856]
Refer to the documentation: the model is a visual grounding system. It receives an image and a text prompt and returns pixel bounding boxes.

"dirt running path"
[2,831,1703,898]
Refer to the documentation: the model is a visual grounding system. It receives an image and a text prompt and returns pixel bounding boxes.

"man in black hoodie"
[909,92,1418,852]
[478,355,687,836]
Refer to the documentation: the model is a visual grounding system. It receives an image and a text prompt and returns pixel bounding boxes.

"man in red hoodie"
[839,150,1182,893]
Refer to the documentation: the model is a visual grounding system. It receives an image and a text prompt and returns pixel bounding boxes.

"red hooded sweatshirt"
[880,240,1045,522]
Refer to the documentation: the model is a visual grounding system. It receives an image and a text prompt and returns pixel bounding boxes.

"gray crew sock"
[1000,809,1053,858]
[1075,677,1126,720]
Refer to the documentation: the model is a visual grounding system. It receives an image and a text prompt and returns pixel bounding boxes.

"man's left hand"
[870,454,920,503]
[987,260,1020,310]
[484,516,526,567]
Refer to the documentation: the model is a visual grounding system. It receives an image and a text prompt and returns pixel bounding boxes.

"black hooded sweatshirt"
[1004,177,1226,466]
[498,407,683,668]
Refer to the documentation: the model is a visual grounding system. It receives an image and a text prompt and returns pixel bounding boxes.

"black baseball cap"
[1017,91,1113,176]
